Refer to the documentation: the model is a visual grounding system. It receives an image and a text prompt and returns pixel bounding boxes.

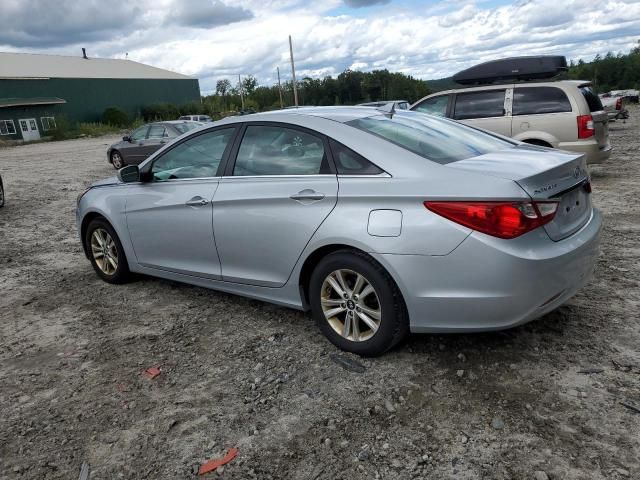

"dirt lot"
[1,110,639,480]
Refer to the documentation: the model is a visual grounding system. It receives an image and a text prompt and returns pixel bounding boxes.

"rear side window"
[347,112,514,165]
[329,139,383,175]
[412,95,448,117]
[513,87,572,115]
[147,125,167,138]
[579,85,604,112]
[453,90,505,120]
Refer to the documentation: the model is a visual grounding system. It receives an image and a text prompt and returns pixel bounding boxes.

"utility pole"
[238,74,244,110]
[289,35,299,107]
[277,67,284,109]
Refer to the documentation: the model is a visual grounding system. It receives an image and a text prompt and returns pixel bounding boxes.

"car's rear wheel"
[110,151,124,169]
[309,250,409,356]
[85,218,130,284]
[523,139,552,148]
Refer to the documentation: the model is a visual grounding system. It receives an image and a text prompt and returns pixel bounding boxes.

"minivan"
[411,81,611,164]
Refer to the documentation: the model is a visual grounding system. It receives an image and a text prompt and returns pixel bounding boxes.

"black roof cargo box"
[453,56,568,85]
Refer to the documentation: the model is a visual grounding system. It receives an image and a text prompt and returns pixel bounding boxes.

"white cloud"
[1,0,639,93]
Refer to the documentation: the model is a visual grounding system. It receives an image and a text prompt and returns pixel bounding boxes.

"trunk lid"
[447,144,591,241]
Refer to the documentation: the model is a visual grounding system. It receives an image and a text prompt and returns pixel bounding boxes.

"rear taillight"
[616,97,622,110]
[424,201,559,239]
[577,115,594,139]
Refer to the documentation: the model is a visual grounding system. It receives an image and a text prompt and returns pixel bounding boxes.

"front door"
[213,123,338,287]
[19,118,40,141]
[138,124,170,159]
[125,127,237,278]
[120,125,149,165]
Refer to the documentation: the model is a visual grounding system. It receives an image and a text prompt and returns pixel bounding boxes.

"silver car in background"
[77,107,601,356]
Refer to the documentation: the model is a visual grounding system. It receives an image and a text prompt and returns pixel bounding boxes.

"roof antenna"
[82,48,88,59]
[377,101,396,118]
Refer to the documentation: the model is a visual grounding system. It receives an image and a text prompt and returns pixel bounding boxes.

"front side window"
[329,139,383,175]
[233,125,327,176]
[130,126,148,141]
[412,95,448,116]
[347,111,514,165]
[147,125,167,138]
[453,90,505,120]
[151,128,235,181]
[513,87,572,115]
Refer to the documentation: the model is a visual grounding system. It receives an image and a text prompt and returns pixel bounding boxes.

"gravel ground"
[1,110,639,480]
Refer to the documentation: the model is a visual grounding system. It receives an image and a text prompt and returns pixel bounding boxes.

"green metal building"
[0,51,200,141]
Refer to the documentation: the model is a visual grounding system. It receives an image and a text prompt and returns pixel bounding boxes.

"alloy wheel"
[111,152,123,169]
[321,269,382,342]
[90,228,118,275]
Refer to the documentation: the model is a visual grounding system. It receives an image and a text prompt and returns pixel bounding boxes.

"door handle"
[290,189,325,201]
[185,197,209,207]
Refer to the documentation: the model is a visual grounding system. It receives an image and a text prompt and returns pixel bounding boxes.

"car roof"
[424,79,592,96]
[222,106,385,124]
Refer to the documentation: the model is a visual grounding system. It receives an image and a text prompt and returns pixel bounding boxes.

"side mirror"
[123,135,131,142]
[118,165,140,183]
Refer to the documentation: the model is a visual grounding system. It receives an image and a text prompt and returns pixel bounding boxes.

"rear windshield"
[579,85,604,112]
[174,122,200,134]
[347,111,514,164]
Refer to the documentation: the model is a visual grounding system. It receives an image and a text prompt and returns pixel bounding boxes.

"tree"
[216,79,231,97]
[242,75,258,96]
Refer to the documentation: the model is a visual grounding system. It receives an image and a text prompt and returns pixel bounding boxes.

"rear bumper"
[557,140,611,164]
[374,208,602,333]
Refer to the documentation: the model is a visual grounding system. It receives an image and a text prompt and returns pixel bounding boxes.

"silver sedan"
[76,107,601,356]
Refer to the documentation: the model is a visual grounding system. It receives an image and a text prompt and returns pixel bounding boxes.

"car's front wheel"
[309,250,409,357]
[110,151,124,169]
[85,218,130,284]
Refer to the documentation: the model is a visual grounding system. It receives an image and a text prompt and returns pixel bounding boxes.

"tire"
[309,250,409,357]
[85,217,131,284]
[523,139,552,148]
[0,179,4,208]
[110,151,124,169]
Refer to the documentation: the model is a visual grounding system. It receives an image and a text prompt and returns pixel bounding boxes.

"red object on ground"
[198,448,238,475]
[143,366,161,379]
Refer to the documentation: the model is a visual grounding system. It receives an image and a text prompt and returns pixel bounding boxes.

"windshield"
[174,122,201,134]
[347,111,515,164]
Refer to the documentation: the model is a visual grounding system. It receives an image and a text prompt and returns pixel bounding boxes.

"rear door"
[511,86,574,145]
[451,89,512,136]
[579,84,609,149]
[213,122,338,287]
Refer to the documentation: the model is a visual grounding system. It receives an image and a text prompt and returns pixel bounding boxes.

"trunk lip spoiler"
[546,178,590,199]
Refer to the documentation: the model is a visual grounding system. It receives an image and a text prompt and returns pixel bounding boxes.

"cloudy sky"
[1,0,639,93]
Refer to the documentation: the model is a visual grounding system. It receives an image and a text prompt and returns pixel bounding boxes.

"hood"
[447,144,588,200]
[91,176,120,188]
